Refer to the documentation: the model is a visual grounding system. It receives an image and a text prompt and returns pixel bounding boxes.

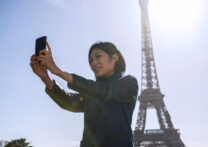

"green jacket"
[45,72,138,147]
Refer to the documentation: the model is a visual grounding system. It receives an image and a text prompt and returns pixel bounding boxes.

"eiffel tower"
[133,0,185,146]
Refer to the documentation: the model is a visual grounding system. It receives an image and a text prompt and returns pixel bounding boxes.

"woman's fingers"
[30,62,38,70]
[30,59,38,64]
[30,53,48,66]
[39,49,47,56]
[30,54,44,65]
[46,41,52,55]
[36,56,47,66]
[30,59,39,67]
[30,59,46,71]
[37,59,46,64]
[30,54,37,61]
[37,55,47,62]
[30,57,38,63]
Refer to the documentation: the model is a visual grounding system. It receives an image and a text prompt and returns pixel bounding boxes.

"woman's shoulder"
[118,74,138,87]
[122,74,137,81]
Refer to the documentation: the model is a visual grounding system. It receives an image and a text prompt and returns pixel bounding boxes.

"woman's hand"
[30,54,48,79]
[37,41,61,75]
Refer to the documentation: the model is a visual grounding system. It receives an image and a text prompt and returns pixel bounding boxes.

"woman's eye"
[96,55,101,58]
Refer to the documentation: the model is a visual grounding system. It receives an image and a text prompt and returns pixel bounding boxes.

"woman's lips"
[94,67,101,72]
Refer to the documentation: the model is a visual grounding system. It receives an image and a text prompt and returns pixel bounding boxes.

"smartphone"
[35,36,47,56]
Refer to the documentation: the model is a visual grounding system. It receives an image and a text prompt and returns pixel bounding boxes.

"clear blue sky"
[0,0,207,146]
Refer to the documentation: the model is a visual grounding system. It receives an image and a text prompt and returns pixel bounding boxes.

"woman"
[30,41,138,147]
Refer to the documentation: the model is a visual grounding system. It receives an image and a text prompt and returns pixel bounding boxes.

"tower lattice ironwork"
[133,0,185,146]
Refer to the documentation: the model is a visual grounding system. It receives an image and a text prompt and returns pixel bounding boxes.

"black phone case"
[35,36,47,56]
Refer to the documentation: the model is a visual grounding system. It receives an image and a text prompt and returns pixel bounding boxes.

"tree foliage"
[0,140,8,147]
[4,138,32,147]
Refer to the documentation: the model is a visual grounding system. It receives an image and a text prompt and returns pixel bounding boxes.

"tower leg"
[135,102,147,131]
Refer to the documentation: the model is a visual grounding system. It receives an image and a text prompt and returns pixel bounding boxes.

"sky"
[0,0,208,146]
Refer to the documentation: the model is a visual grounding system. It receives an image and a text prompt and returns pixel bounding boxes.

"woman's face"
[89,48,118,78]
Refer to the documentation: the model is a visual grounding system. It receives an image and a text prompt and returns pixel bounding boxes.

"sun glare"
[148,0,202,29]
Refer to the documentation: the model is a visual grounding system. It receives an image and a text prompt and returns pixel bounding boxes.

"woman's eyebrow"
[90,53,102,58]
[95,52,103,56]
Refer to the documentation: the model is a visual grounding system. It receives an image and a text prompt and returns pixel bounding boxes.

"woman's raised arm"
[45,79,84,112]
[41,74,54,91]
[67,74,138,103]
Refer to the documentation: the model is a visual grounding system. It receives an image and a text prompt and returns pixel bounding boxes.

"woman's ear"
[112,54,119,62]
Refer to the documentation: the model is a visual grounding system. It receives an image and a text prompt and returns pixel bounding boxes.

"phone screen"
[35,36,47,56]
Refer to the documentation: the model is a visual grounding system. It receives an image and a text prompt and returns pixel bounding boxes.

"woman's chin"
[95,74,102,78]
[94,72,104,78]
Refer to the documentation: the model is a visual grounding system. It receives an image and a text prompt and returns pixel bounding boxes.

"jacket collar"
[96,72,124,83]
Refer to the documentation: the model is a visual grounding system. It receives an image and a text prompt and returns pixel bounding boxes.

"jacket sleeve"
[67,74,138,103]
[45,79,84,112]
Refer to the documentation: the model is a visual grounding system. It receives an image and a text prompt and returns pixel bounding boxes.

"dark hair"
[88,41,126,73]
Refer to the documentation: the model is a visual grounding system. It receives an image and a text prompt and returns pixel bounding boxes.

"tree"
[4,138,33,147]
[0,140,8,147]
